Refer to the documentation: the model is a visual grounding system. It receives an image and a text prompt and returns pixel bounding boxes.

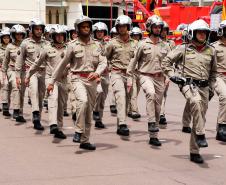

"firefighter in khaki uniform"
[127,15,170,146]
[162,19,217,164]
[104,15,137,136]
[0,27,11,116]
[47,16,107,150]
[159,21,175,128]
[127,27,143,121]
[25,25,68,139]
[212,20,226,142]
[2,25,27,123]
[108,27,118,116]
[15,18,50,131]
[92,22,110,129]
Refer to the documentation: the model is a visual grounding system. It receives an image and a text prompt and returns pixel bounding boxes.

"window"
[56,10,59,24]
[49,10,52,24]
[64,9,67,25]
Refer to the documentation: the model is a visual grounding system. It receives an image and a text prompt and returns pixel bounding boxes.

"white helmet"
[110,27,117,34]
[115,15,132,31]
[131,27,142,35]
[50,24,67,42]
[218,20,226,37]
[187,19,210,41]
[0,27,10,38]
[74,15,93,32]
[45,24,54,33]
[93,22,108,35]
[0,27,10,44]
[10,24,26,40]
[29,18,45,33]
[146,15,163,33]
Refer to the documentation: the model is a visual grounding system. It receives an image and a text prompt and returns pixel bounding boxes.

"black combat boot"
[148,122,159,133]
[196,134,208,148]
[73,132,81,143]
[13,109,20,119]
[95,121,105,128]
[80,143,96,150]
[159,115,167,128]
[131,112,141,120]
[110,105,117,114]
[149,138,162,146]
[93,111,100,121]
[190,153,204,164]
[216,124,226,142]
[32,111,44,130]
[117,124,130,136]
[182,126,192,133]
[2,103,11,117]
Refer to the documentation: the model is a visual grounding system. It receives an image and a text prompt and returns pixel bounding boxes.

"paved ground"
[0,84,225,185]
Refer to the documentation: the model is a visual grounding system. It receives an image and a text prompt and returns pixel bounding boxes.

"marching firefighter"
[104,15,137,136]
[108,26,118,116]
[92,21,109,128]
[0,27,11,117]
[212,20,226,142]
[162,19,217,163]
[15,18,50,130]
[159,21,175,128]
[2,24,27,123]
[127,27,143,120]
[25,24,68,139]
[47,15,107,150]
[127,15,170,146]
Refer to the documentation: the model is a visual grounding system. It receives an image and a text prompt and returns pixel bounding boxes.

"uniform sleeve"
[103,41,113,60]
[95,52,107,76]
[26,49,47,79]
[162,45,184,78]
[50,44,73,84]
[2,47,10,74]
[209,50,217,91]
[127,43,142,78]
[15,42,26,78]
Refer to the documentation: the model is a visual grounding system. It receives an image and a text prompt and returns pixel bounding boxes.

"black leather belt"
[185,77,209,87]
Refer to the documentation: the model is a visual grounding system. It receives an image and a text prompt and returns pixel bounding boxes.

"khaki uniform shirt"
[0,45,6,67]
[15,37,50,77]
[127,37,170,77]
[104,36,137,70]
[26,43,68,80]
[2,43,19,73]
[51,37,107,84]
[162,43,217,89]
[212,40,226,75]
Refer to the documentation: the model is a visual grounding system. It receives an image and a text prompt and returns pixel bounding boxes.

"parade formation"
[1,12,226,165]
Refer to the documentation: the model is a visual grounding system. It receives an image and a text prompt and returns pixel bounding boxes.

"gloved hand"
[170,76,186,85]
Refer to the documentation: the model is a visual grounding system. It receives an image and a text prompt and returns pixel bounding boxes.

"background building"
[0,0,46,29]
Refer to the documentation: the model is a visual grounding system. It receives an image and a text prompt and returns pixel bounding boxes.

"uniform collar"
[77,37,95,46]
[30,37,45,43]
[115,35,133,43]
[146,37,162,44]
[188,43,209,52]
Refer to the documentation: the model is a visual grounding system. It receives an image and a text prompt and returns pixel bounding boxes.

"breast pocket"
[185,54,196,68]
[217,51,224,61]
[203,55,212,67]
[143,48,152,61]
[27,47,35,53]
[92,51,100,66]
